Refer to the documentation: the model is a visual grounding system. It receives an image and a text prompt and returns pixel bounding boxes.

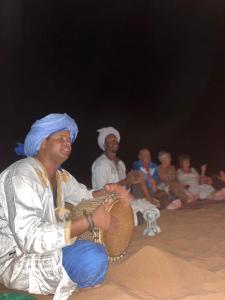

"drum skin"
[100,200,134,260]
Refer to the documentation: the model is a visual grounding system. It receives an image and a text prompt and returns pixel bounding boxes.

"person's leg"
[210,187,225,201]
[62,240,109,289]
[132,183,160,207]
[154,190,170,208]
[169,182,192,203]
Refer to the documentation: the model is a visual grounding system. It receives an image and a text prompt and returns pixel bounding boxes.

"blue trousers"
[62,240,109,288]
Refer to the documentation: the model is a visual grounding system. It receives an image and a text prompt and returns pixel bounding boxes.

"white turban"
[97,127,120,151]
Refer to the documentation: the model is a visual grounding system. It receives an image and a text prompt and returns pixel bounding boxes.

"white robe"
[92,154,126,190]
[177,168,215,199]
[91,154,160,227]
[0,157,93,299]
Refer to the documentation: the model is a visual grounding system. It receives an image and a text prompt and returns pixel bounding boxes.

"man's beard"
[111,143,119,153]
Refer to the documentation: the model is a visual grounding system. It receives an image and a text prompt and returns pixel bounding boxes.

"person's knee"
[85,243,108,273]
[78,243,109,288]
[63,240,109,288]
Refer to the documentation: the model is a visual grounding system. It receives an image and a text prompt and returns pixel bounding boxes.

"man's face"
[104,134,119,153]
[139,149,151,164]
[42,130,72,163]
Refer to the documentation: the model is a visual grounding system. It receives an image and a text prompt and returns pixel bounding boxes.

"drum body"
[68,198,134,262]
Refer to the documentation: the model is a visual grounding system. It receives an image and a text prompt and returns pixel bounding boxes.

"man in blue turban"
[0,113,129,300]
[15,113,78,157]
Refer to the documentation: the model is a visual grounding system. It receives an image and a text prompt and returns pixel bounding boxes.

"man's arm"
[92,188,107,198]
[6,176,76,254]
[70,200,113,237]
[120,170,143,187]
[70,216,90,237]
[118,177,129,186]
[71,183,131,237]
[134,180,159,206]
[7,175,116,253]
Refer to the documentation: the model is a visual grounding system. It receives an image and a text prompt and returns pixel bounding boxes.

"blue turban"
[15,113,78,157]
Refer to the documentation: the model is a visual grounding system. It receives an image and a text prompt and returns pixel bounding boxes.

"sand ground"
[1,201,225,300]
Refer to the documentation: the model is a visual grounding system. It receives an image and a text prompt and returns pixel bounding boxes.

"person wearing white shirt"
[0,114,129,300]
[91,127,161,233]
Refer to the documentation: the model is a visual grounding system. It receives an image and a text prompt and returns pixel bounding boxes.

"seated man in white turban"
[92,127,126,189]
[0,113,129,300]
[92,127,161,235]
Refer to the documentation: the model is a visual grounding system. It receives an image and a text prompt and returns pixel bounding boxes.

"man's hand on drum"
[92,202,112,231]
[104,183,131,207]
[70,200,114,237]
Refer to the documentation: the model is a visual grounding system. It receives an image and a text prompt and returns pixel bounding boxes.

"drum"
[67,195,134,262]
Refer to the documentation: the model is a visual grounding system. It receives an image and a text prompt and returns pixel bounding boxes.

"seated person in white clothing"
[0,114,130,299]
[92,127,161,226]
[92,127,145,191]
[92,127,159,205]
[177,154,215,200]
[92,127,128,189]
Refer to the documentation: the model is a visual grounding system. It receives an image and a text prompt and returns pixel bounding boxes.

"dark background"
[1,0,225,187]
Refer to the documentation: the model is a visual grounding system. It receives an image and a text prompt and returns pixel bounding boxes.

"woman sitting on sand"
[157,151,196,209]
[177,154,215,200]
[177,155,225,201]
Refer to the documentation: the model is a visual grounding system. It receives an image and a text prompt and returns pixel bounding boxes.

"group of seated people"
[1,113,225,300]
[91,127,225,211]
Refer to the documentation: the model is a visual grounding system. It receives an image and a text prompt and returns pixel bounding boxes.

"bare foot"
[151,198,161,208]
[167,199,181,210]
[82,284,102,290]
[212,188,225,201]
[93,284,101,288]
[186,194,198,203]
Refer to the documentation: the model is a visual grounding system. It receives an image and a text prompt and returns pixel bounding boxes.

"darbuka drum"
[68,196,134,262]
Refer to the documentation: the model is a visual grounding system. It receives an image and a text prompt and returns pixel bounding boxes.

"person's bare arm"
[118,178,128,186]
[136,180,160,206]
[200,164,207,176]
[119,170,143,187]
[92,188,107,198]
[218,171,225,183]
[70,216,90,238]
[137,181,152,201]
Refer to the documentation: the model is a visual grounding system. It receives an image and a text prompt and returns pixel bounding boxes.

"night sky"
[1,0,225,187]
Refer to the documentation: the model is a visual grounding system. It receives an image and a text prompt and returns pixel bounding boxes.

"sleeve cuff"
[89,189,95,198]
[64,219,77,246]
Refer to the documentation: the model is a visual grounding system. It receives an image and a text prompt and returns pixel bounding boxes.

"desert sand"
[1,201,225,300]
